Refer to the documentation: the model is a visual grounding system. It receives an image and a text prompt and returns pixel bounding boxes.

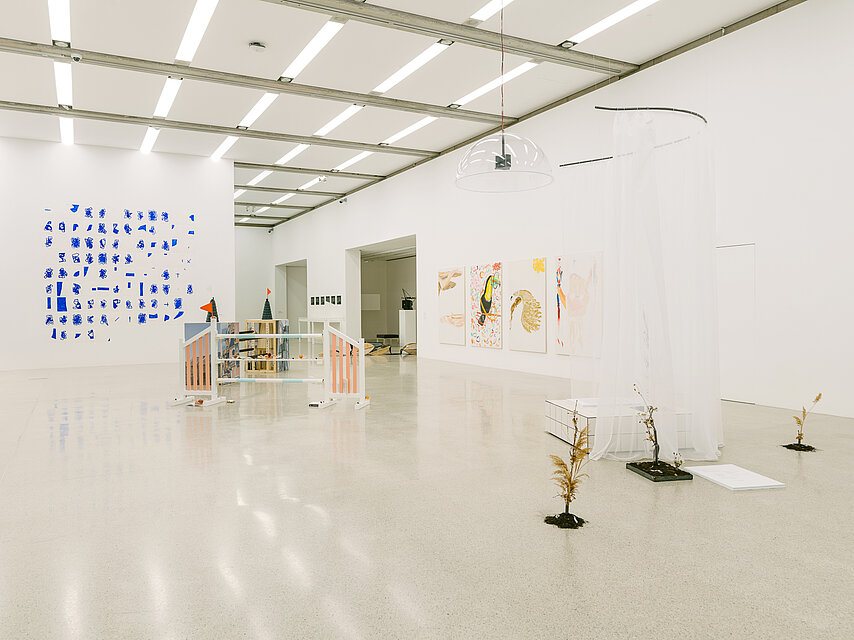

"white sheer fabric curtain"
[591,110,722,461]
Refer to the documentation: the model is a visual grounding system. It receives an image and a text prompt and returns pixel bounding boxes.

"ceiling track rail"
[234,201,309,210]
[263,0,637,75]
[0,36,508,126]
[0,100,437,157]
[233,161,381,181]
[234,184,345,197]
[273,0,809,226]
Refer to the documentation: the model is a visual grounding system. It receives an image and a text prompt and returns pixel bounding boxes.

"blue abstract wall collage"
[43,204,196,340]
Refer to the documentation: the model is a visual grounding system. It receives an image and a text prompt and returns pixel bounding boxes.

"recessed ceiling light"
[333,151,373,171]
[175,0,219,63]
[53,61,73,106]
[59,117,73,145]
[140,127,159,154]
[153,77,182,118]
[372,42,450,94]
[313,105,363,137]
[470,0,517,23]
[280,20,344,81]
[454,61,538,107]
[238,92,277,129]
[567,0,662,45]
[211,135,238,161]
[48,0,71,44]
[381,117,437,145]
[248,41,266,52]
[247,170,273,186]
[275,144,310,165]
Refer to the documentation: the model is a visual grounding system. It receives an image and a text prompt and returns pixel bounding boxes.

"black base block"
[626,461,693,482]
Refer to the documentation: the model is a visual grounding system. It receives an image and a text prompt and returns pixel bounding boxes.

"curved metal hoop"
[560,105,709,168]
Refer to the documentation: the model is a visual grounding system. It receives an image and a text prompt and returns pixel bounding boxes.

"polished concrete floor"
[1,356,852,639]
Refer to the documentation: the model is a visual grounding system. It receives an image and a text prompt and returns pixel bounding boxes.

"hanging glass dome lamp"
[455,131,553,192]
[455,6,553,192]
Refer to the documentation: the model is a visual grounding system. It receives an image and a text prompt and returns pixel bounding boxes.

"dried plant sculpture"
[509,289,542,333]
[783,393,822,452]
[634,384,660,465]
[625,385,693,482]
[545,403,590,528]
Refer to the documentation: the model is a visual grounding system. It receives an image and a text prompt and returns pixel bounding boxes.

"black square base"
[626,461,693,482]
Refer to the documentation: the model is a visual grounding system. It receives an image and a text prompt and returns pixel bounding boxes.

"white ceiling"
[0,0,786,226]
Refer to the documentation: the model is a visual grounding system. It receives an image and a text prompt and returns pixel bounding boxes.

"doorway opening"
[356,236,416,354]
[274,259,307,332]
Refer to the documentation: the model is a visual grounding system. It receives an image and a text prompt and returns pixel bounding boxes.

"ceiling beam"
[262,0,637,75]
[0,37,507,126]
[234,184,344,197]
[234,214,294,221]
[0,100,437,157]
[235,222,275,228]
[233,161,381,181]
[234,201,308,210]
[272,0,806,227]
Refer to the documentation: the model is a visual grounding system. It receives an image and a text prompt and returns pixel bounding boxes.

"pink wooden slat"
[346,340,352,394]
[186,345,191,390]
[338,336,344,394]
[353,343,358,395]
[203,333,210,390]
[193,338,199,391]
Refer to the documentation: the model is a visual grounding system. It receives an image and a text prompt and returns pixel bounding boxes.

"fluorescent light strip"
[314,105,362,137]
[470,0,517,22]
[372,42,449,94]
[333,151,372,172]
[298,177,322,190]
[59,117,74,145]
[153,78,182,118]
[275,144,310,165]
[140,127,159,154]
[175,0,219,62]
[239,93,278,129]
[239,217,250,223]
[382,117,437,145]
[211,135,238,161]
[53,61,73,106]
[454,61,537,107]
[281,20,344,80]
[567,0,662,45]
[256,207,270,214]
[233,189,246,199]
[273,193,295,205]
[48,0,71,43]
[247,170,273,186]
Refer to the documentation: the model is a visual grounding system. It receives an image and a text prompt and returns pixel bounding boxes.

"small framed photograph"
[320,297,325,305]
[310,296,315,305]
[325,296,330,303]
[336,295,341,304]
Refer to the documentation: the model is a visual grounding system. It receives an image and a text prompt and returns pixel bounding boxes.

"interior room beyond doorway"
[358,236,416,354]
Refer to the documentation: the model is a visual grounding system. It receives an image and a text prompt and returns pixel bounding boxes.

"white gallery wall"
[0,138,234,369]
[235,227,273,322]
[270,0,854,417]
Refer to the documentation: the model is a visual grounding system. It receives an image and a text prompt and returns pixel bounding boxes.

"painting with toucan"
[469,263,502,348]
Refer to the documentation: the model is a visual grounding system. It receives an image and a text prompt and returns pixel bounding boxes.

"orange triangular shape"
[200,302,214,314]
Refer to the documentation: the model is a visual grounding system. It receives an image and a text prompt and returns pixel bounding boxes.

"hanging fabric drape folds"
[591,110,723,461]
